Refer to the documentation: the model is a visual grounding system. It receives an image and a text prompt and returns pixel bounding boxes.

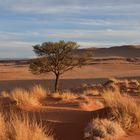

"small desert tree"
[30,40,90,92]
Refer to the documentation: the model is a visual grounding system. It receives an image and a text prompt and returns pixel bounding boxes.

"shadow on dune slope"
[0,76,140,92]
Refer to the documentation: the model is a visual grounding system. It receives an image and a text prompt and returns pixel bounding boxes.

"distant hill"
[0,45,140,62]
[80,45,140,58]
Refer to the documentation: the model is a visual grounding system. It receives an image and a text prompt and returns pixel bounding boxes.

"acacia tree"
[30,40,90,92]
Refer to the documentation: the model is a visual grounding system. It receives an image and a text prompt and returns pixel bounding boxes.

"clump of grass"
[102,88,140,129]
[1,91,10,98]
[0,112,53,140]
[83,89,100,96]
[2,85,48,107]
[51,92,61,98]
[52,91,77,100]
[9,114,53,140]
[129,79,140,86]
[80,98,104,111]
[85,118,125,140]
[31,85,47,100]
[61,91,77,100]
[104,78,140,94]
[11,88,40,107]
[104,78,119,91]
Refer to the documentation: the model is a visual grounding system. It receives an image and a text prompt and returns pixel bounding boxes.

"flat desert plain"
[0,58,140,91]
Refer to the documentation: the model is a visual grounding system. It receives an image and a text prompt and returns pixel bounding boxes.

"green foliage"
[30,40,89,75]
[30,40,91,91]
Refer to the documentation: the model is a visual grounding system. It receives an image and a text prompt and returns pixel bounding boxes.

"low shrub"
[85,118,125,140]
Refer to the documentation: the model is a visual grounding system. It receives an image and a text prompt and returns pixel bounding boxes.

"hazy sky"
[0,0,140,58]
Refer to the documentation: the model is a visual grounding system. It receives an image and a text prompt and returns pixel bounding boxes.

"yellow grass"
[31,85,47,100]
[61,91,78,100]
[1,91,10,98]
[80,98,104,111]
[1,85,47,107]
[11,88,40,107]
[52,91,77,100]
[102,88,140,129]
[10,114,53,140]
[0,112,53,140]
[83,89,100,96]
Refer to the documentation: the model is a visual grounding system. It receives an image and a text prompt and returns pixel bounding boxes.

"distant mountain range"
[0,45,140,61]
[80,45,140,58]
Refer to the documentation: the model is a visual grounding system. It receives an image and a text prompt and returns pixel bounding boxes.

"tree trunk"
[54,73,59,92]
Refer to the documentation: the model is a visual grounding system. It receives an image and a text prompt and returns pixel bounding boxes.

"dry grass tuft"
[1,85,48,107]
[9,114,53,140]
[83,89,100,96]
[61,91,78,100]
[11,88,40,107]
[51,92,61,98]
[80,98,104,111]
[85,118,125,140]
[52,91,77,100]
[31,85,47,100]
[1,91,10,98]
[0,112,53,140]
[104,78,140,94]
[102,88,140,129]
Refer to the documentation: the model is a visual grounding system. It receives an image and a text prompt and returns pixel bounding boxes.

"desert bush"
[102,88,140,129]
[85,118,125,140]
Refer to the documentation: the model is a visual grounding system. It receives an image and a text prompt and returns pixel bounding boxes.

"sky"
[0,0,140,58]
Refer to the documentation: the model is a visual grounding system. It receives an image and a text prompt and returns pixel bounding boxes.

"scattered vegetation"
[102,88,140,129]
[73,78,140,96]
[103,78,140,94]
[0,78,140,140]
[84,79,140,139]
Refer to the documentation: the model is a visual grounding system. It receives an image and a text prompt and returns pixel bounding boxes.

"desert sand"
[0,58,140,92]
[0,57,140,140]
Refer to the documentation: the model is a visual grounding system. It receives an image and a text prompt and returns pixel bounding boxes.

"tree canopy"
[30,40,91,92]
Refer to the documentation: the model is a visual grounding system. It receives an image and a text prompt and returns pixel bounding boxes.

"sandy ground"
[5,97,139,140]
[0,59,140,140]
[0,61,140,92]
[0,62,140,80]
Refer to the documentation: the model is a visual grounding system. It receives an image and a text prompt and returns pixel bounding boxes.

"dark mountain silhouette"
[80,45,140,57]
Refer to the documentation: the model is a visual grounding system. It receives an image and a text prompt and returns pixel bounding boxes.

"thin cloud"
[0,0,140,57]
